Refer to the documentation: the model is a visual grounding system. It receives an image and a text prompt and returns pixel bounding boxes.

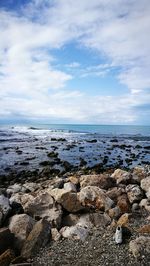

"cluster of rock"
[0,165,150,265]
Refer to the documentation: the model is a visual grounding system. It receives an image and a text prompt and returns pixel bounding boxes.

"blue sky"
[0,0,150,125]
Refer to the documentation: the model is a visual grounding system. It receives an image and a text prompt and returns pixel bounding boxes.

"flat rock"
[125,184,143,203]
[78,186,114,211]
[129,236,150,258]
[21,219,51,259]
[0,227,14,255]
[9,214,35,251]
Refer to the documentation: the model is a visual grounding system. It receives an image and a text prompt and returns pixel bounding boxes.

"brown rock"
[111,169,131,184]
[0,249,15,266]
[9,214,35,251]
[21,219,51,259]
[69,176,79,185]
[50,188,83,212]
[80,174,115,189]
[78,186,114,211]
[117,213,129,226]
[106,187,124,203]
[108,206,121,219]
[129,236,150,258]
[137,224,150,233]
[132,166,146,183]
[0,227,14,255]
[117,194,130,213]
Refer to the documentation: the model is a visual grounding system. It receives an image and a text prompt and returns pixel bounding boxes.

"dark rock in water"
[39,161,51,166]
[86,139,97,143]
[79,158,87,167]
[47,151,58,158]
[20,162,29,166]
[110,139,118,142]
[51,138,66,142]
[0,228,14,255]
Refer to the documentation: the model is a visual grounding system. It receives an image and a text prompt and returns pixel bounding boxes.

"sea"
[0,124,150,175]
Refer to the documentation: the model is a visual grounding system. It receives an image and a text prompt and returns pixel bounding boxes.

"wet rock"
[0,228,14,254]
[125,184,143,203]
[9,214,35,251]
[25,191,62,228]
[80,174,115,190]
[60,225,89,241]
[111,169,131,184]
[141,176,150,193]
[51,228,61,241]
[0,194,11,224]
[50,188,82,213]
[78,186,114,211]
[129,236,150,258]
[0,249,15,266]
[117,194,130,213]
[21,219,51,259]
[64,182,77,192]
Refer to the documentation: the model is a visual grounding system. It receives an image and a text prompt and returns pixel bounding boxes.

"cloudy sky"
[0,0,150,125]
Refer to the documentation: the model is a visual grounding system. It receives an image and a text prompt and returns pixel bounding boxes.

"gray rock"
[141,176,150,193]
[64,182,77,192]
[126,184,143,203]
[7,184,22,196]
[60,225,89,241]
[139,198,150,212]
[21,219,51,259]
[129,236,150,257]
[0,194,11,223]
[9,214,35,251]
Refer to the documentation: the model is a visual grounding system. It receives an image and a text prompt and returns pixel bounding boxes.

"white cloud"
[0,0,150,124]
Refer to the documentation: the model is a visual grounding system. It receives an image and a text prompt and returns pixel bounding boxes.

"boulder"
[139,199,150,212]
[64,182,77,192]
[129,236,150,258]
[21,219,51,259]
[117,194,130,213]
[51,228,61,241]
[0,195,11,223]
[9,214,35,251]
[50,188,83,212]
[80,174,115,189]
[141,176,150,193]
[0,228,14,254]
[25,191,62,228]
[111,169,131,184]
[60,225,89,241]
[125,184,143,203]
[0,249,15,266]
[78,186,114,211]
[6,184,22,196]
[9,193,34,212]
[106,187,124,204]
[132,166,146,183]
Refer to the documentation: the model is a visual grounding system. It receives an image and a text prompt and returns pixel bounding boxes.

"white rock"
[0,194,11,220]
[60,225,89,241]
[6,184,22,196]
[64,182,77,192]
[9,214,35,250]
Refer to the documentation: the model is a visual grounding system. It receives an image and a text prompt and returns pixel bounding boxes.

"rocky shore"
[0,165,150,265]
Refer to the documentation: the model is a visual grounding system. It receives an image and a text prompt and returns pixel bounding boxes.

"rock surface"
[126,184,143,203]
[111,169,131,184]
[129,236,150,258]
[80,174,115,189]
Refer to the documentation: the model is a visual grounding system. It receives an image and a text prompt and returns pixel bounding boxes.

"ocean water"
[0,124,150,175]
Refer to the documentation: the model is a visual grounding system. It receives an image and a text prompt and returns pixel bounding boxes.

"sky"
[0,0,150,125]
